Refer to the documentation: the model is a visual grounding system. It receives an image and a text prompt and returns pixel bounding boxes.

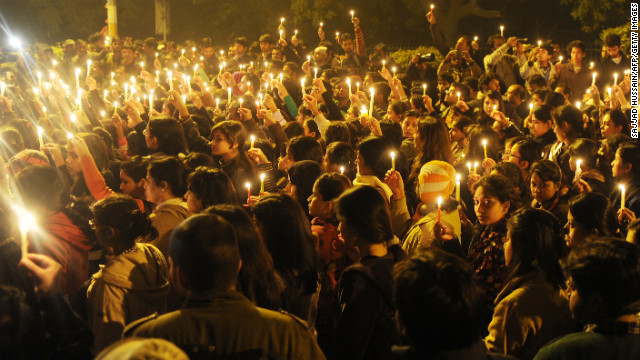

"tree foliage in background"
[600,24,631,55]
[560,0,628,33]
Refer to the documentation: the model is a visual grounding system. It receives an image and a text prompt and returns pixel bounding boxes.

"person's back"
[534,240,640,360]
[124,214,325,359]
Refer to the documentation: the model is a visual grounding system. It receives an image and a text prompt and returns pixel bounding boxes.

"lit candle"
[314,67,318,79]
[186,76,191,96]
[168,71,173,90]
[279,29,284,39]
[227,87,232,106]
[181,49,185,57]
[37,126,44,148]
[215,98,220,109]
[319,22,324,28]
[347,78,352,96]
[250,135,255,150]
[113,101,118,115]
[473,161,479,175]
[474,36,478,42]
[245,182,251,204]
[613,73,618,86]
[437,196,442,223]
[455,174,461,202]
[529,102,533,112]
[576,101,581,110]
[360,105,368,117]
[369,87,375,116]
[482,139,488,159]
[574,159,582,183]
[255,100,260,111]
[350,10,355,19]
[391,66,397,78]
[66,131,74,140]
[75,68,81,90]
[280,17,285,25]
[239,98,243,109]
[538,40,542,47]
[0,82,5,97]
[430,4,434,10]
[423,83,427,96]
[589,61,594,69]
[382,60,386,70]
[340,166,345,175]
[149,89,154,114]
[558,56,563,64]
[591,72,597,86]
[336,31,340,38]
[260,173,266,193]
[103,89,108,101]
[620,184,626,209]
[18,209,34,258]
[467,162,472,175]
[390,151,396,171]
[87,60,92,77]
[356,82,360,93]
[500,25,504,37]
[456,91,461,100]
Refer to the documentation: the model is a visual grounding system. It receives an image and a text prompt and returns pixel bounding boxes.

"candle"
[347,78,352,96]
[369,87,375,116]
[255,100,261,111]
[250,135,255,150]
[103,89,108,101]
[356,82,360,93]
[613,73,618,86]
[18,209,34,258]
[618,183,627,209]
[474,36,478,42]
[558,56,563,63]
[430,4,434,10]
[360,105,368,117]
[589,61,594,69]
[473,161,478,175]
[467,162,472,175]
[529,102,533,112]
[607,88,612,107]
[350,10,355,19]
[75,68,81,90]
[390,151,396,171]
[591,72,597,86]
[500,25,504,37]
[437,196,442,223]
[455,174,461,202]
[279,73,284,83]
[280,17,285,25]
[391,66,397,78]
[181,49,185,57]
[167,71,173,90]
[456,91,461,100]
[538,40,542,47]
[239,98,243,109]
[215,98,220,109]
[149,89,154,114]
[0,82,5,97]
[279,29,284,39]
[423,83,427,96]
[576,101,581,110]
[227,87,232,106]
[113,101,118,115]
[87,60,92,77]
[482,139,488,159]
[314,67,318,79]
[340,166,345,175]
[382,60,386,69]
[574,159,582,183]
[294,29,298,36]
[66,131,74,140]
[37,126,44,148]
[319,22,324,28]
[245,182,251,204]
[260,173,266,193]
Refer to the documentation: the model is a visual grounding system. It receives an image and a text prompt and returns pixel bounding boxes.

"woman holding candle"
[185,166,238,213]
[402,161,461,257]
[611,142,640,226]
[484,208,574,359]
[14,165,94,296]
[568,138,613,196]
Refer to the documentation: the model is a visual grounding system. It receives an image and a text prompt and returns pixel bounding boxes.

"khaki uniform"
[124,290,326,359]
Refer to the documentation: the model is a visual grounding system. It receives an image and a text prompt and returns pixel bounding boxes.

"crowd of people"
[0,6,638,359]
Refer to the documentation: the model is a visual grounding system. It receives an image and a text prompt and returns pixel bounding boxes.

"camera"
[418,53,435,63]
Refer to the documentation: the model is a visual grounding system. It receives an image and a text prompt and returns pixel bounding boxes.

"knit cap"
[417,160,456,204]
